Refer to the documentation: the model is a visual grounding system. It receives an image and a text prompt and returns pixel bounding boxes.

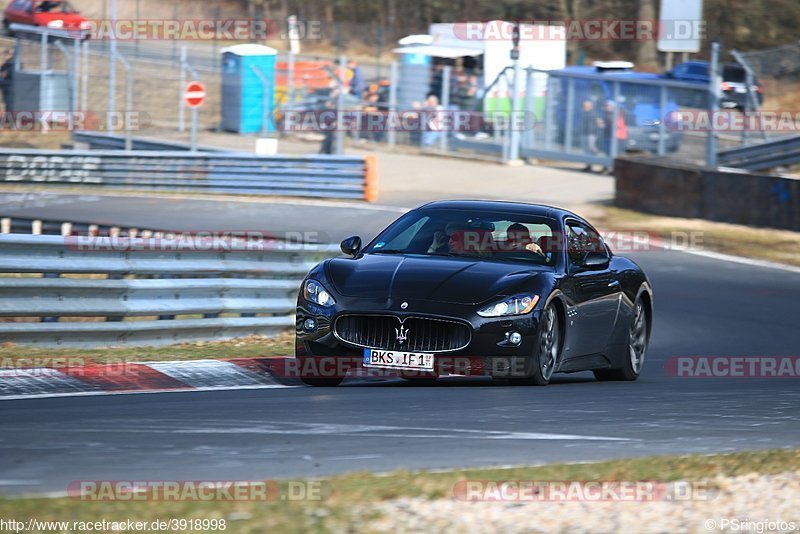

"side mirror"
[340,235,362,256]
[582,251,610,270]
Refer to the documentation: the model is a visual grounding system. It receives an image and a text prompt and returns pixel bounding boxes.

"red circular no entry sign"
[184,81,206,108]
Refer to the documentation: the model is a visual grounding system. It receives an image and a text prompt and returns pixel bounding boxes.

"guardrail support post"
[564,78,575,153]
[611,81,621,160]
[706,40,720,169]
[657,84,667,156]
[508,58,522,162]
[387,61,398,147]
[179,47,187,133]
[335,55,347,155]
[439,65,451,153]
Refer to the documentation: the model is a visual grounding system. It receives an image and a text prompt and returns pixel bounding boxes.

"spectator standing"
[0,49,14,112]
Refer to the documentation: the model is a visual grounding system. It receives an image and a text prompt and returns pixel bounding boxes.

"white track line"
[0,384,296,401]
[674,246,800,274]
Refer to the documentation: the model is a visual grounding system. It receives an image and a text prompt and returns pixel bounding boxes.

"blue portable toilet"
[221,44,277,133]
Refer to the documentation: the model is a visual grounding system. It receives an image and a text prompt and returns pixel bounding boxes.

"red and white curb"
[0,358,299,400]
[0,357,404,400]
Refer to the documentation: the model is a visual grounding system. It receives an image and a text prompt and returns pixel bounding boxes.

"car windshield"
[722,65,747,83]
[36,1,73,13]
[363,208,560,266]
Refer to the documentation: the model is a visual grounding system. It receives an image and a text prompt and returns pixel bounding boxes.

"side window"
[567,222,607,267]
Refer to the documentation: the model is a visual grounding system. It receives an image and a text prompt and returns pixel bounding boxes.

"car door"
[562,221,620,358]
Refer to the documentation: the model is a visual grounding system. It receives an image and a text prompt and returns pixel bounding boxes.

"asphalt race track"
[1,198,799,495]
[2,251,798,495]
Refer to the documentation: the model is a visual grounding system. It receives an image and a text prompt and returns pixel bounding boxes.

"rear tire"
[510,303,561,386]
[594,297,648,381]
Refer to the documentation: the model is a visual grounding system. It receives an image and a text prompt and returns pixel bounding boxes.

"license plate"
[363,349,434,370]
[734,87,746,93]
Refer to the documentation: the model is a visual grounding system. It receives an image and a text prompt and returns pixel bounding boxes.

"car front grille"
[334,315,471,353]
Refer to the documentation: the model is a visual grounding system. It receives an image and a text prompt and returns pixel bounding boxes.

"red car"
[3,0,89,34]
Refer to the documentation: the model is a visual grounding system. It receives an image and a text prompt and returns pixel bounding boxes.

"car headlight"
[477,294,539,317]
[303,280,335,307]
[47,20,65,28]
[79,20,92,30]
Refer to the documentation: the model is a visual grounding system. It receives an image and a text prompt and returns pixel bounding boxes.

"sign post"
[183,81,206,152]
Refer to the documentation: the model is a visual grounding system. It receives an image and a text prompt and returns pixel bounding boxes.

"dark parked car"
[295,201,653,386]
[664,60,764,110]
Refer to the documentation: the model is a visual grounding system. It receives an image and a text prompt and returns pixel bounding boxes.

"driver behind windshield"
[427,223,492,256]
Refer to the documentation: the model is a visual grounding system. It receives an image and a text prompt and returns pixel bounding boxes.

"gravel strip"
[360,471,800,533]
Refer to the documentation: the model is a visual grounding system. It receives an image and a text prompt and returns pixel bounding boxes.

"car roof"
[415,200,586,223]
[553,66,661,80]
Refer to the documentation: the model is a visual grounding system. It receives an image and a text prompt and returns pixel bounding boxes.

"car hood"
[33,13,86,27]
[326,253,545,305]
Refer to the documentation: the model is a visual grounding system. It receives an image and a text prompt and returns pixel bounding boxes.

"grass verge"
[0,449,797,533]
[0,332,295,363]
[588,205,800,267]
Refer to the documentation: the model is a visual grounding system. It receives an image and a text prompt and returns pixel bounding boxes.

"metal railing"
[72,131,226,152]
[0,234,339,347]
[0,149,378,201]
[717,135,800,170]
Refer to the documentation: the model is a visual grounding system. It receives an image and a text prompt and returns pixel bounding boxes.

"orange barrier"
[364,154,378,202]
[275,61,334,90]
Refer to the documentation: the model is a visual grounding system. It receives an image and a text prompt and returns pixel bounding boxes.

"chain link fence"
[4,24,800,170]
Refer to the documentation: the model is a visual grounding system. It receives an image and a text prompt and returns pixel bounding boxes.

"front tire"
[594,297,648,381]
[510,303,561,386]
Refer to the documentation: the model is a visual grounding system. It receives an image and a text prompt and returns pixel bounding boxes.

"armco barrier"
[0,234,340,347]
[615,155,800,231]
[0,149,378,201]
[71,131,227,152]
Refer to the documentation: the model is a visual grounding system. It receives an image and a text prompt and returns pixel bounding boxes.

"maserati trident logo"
[395,325,409,344]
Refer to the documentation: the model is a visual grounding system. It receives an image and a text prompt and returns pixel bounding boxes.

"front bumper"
[295,297,543,378]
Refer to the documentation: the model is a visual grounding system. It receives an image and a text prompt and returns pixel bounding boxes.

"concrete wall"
[615,156,800,231]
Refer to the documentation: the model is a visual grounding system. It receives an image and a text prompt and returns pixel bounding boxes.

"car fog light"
[303,318,317,332]
[508,331,522,345]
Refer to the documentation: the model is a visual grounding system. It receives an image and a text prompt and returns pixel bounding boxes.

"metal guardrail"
[0,149,378,201]
[71,132,227,152]
[717,135,800,171]
[0,215,160,237]
[0,234,339,347]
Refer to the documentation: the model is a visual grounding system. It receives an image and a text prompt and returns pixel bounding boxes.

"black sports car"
[295,201,653,386]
